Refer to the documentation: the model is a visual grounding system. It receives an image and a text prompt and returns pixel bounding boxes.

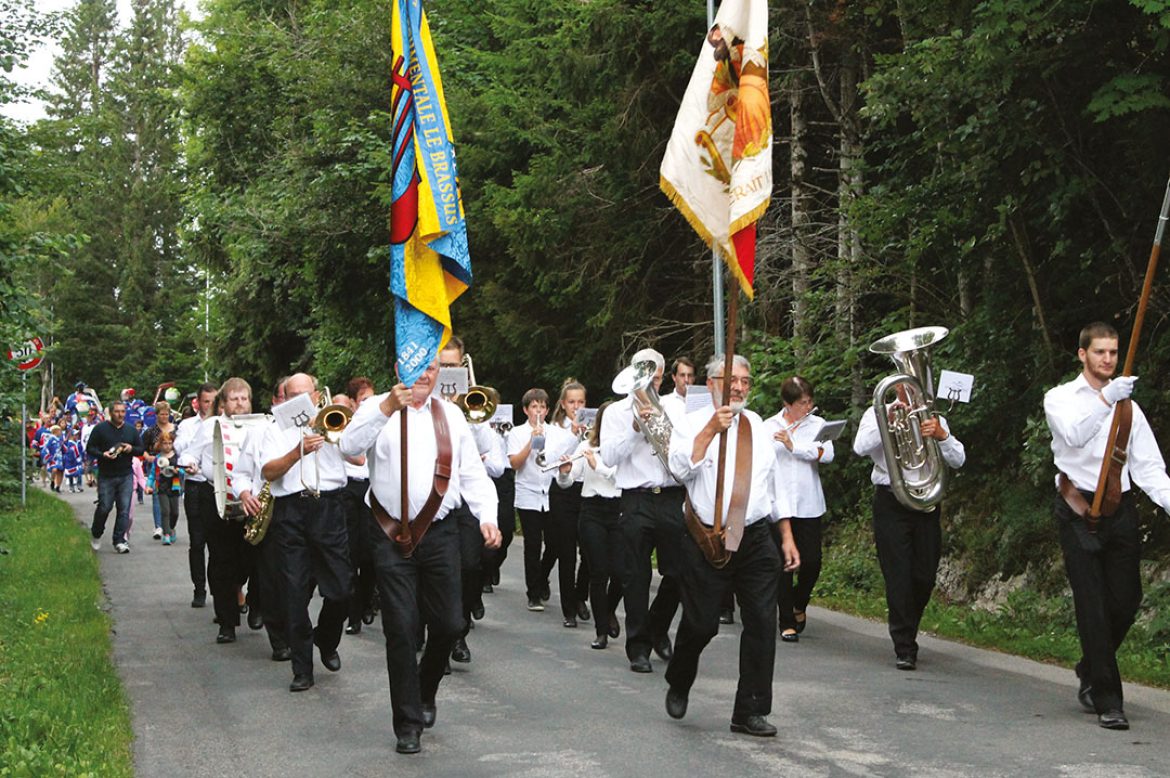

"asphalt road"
[59,485,1170,777]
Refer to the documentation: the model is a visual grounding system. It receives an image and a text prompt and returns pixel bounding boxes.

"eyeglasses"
[711,376,753,388]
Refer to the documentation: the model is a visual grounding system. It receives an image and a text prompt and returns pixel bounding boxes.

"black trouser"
[578,495,624,637]
[272,491,352,678]
[620,487,684,661]
[206,486,248,629]
[546,481,584,619]
[518,508,550,601]
[666,521,780,717]
[1055,492,1142,713]
[255,524,288,652]
[777,517,824,631]
[370,515,462,738]
[454,503,483,633]
[872,486,941,659]
[482,470,515,584]
[342,478,377,626]
[183,480,212,595]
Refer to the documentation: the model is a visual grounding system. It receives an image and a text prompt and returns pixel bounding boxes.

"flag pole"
[708,0,725,356]
[712,272,738,537]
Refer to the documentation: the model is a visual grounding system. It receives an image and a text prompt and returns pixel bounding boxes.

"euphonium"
[869,326,949,512]
[612,357,675,478]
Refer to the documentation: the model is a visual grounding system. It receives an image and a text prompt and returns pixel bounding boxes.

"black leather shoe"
[247,609,263,630]
[577,601,591,622]
[271,647,292,662]
[421,702,437,729]
[895,655,917,671]
[591,635,608,650]
[666,686,688,719]
[362,607,377,625]
[482,583,494,594]
[216,626,236,644]
[730,715,777,737]
[653,636,673,662]
[540,583,551,602]
[451,637,471,663]
[289,674,314,692]
[1078,683,1095,714]
[630,655,653,673]
[396,732,421,754]
[319,648,341,672]
[1098,709,1129,730]
[191,591,206,608]
[608,614,621,639]
[780,629,799,643]
[563,617,578,628]
[794,610,807,634]
[345,622,361,635]
[719,608,735,625]
[472,604,486,620]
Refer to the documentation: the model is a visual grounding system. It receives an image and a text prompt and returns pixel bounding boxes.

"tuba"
[612,357,676,479]
[868,326,950,512]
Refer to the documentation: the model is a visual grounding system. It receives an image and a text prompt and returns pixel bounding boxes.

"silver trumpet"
[869,326,949,512]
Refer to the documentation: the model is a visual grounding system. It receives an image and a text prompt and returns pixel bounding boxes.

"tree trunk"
[790,72,811,342]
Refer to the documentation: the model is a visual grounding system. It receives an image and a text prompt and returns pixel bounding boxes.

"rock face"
[972,573,1027,613]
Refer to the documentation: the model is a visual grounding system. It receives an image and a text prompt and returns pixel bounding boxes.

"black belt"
[276,487,345,500]
[348,477,369,483]
[626,485,683,495]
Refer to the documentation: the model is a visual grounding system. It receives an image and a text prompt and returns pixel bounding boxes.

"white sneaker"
[114,542,130,554]
[90,537,101,551]
[152,528,163,540]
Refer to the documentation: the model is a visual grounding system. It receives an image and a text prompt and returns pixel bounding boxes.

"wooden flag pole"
[712,274,739,537]
[1089,174,1170,518]
[400,409,412,543]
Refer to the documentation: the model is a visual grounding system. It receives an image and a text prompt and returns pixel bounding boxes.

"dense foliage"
[4,0,1170,601]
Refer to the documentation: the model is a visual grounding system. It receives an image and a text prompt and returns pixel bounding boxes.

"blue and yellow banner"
[390,0,470,387]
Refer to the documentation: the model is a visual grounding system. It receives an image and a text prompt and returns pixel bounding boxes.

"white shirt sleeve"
[1044,384,1112,449]
[852,407,881,458]
[340,393,390,458]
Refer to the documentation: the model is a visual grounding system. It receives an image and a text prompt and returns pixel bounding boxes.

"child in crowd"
[40,424,64,492]
[62,427,84,493]
[145,432,184,545]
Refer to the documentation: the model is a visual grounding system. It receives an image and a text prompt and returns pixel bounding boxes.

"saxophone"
[243,481,275,546]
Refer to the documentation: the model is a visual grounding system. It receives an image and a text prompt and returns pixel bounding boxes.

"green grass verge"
[0,489,134,778]
[815,514,1170,689]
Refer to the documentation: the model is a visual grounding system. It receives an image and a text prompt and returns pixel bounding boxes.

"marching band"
[48,318,1170,752]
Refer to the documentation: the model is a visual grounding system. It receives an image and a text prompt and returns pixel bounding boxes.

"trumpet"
[300,389,353,496]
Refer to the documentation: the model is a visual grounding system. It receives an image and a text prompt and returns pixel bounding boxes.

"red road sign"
[6,337,45,371]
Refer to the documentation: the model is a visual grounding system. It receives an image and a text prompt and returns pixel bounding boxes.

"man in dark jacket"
[86,400,145,553]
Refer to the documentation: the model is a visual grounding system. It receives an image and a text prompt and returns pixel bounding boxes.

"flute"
[539,451,589,473]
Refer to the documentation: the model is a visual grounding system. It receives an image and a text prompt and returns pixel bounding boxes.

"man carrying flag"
[342,0,500,756]
[658,0,794,736]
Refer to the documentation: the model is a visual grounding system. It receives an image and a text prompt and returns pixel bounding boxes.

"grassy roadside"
[814,514,1170,690]
[0,489,133,778]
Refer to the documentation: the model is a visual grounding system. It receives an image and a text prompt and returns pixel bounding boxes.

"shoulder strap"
[1095,399,1133,522]
[721,413,753,552]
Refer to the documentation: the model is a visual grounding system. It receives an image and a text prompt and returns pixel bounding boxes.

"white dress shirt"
[669,406,785,525]
[174,414,210,483]
[852,406,965,486]
[236,417,276,496]
[259,422,348,498]
[556,441,620,499]
[659,390,686,420]
[506,421,576,511]
[340,394,498,526]
[762,411,834,518]
[599,396,686,490]
[555,417,585,483]
[1044,372,1170,512]
[471,422,506,479]
[178,414,266,500]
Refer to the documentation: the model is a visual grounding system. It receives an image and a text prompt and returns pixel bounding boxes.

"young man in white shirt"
[1044,321,1170,731]
[173,382,218,608]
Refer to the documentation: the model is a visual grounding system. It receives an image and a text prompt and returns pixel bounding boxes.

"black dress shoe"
[1098,709,1129,730]
[191,591,206,608]
[319,648,341,672]
[421,702,437,729]
[247,609,264,630]
[577,601,591,622]
[396,732,421,754]
[653,636,673,662]
[472,604,486,620]
[591,635,608,650]
[563,617,578,628]
[481,583,494,594]
[780,630,799,643]
[666,686,688,719]
[608,614,621,639]
[794,610,807,634]
[345,622,361,635]
[271,647,292,662]
[1078,683,1095,714]
[730,715,777,737]
[630,656,653,673]
[895,655,917,671]
[719,608,735,625]
[289,674,314,692]
[451,637,471,663]
[216,626,236,644]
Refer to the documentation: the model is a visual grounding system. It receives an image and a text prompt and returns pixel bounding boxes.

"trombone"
[451,352,500,425]
[300,388,353,497]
